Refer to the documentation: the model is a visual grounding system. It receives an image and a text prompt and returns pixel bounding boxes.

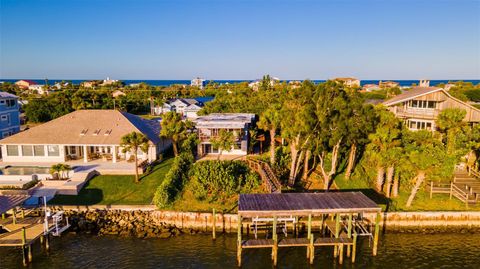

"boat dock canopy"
[0,195,30,214]
[238,192,381,217]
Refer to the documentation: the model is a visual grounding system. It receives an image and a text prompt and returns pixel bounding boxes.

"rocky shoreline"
[66,210,202,238]
[64,209,480,238]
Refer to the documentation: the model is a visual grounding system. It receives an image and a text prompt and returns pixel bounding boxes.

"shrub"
[187,160,260,203]
[153,151,194,208]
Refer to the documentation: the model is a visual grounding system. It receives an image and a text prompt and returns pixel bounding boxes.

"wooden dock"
[236,192,380,266]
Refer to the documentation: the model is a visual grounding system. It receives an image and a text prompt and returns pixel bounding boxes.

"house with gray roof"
[0,91,20,139]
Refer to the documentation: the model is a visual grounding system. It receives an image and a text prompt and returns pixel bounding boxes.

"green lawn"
[334,172,480,211]
[49,158,174,205]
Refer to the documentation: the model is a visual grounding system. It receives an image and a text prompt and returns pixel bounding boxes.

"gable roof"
[16,80,37,85]
[383,86,443,106]
[0,91,18,99]
[0,110,161,145]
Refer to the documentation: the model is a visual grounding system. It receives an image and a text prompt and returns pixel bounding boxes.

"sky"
[0,0,479,80]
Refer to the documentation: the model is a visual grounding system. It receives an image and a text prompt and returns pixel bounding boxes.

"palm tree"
[211,129,235,160]
[258,104,281,165]
[49,164,62,180]
[160,112,189,156]
[121,132,150,183]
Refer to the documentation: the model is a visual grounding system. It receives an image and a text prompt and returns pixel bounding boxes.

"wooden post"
[339,244,344,264]
[21,209,25,219]
[212,208,216,240]
[347,213,352,257]
[320,214,325,236]
[237,215,242,267]
[13,209,16,225]
[334,213,340,257]
[2,213,5,219]
[22,227,27,266]
[22,246,27,266]
[45,234,50,251]
[22,227,26,245]
[272,216,278,266]
[307,214,312,239]
[450,182,453,199]
[352,232,357,263]
[373,212,380,256]
[430,181,433,199]
[28,244,32,262]
[309,234,314,264]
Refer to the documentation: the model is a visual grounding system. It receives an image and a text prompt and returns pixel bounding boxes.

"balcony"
[391,106,439,120]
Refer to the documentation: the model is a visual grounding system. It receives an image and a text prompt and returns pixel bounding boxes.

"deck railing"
[245,158,282,193]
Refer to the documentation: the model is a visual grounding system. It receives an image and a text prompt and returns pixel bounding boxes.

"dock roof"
[238,192,381,217]
[0,195,29,214]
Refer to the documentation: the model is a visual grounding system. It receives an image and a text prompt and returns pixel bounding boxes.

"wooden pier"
[0,195,70,266]
[236,192,381,266]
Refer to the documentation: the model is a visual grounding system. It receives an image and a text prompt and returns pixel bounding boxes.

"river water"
[1,233,479,268]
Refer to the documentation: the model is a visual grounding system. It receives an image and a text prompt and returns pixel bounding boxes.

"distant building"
[419,79,430,87]
[15,80,37,89]
[153,98,206,119]
[101,77,119,86]
[112,90,126,98]
[193,113,255,156]
[0,92,21,139]
[288,80,302,89]
[383,86,480,131]
[379,81,399,88]
[362,84,381,92]
[191,78,206,89]
[248,77,280,91]
[81,81,97,88]
[332,77,360,88]
[28,84,46,94]
[444,83,456,91]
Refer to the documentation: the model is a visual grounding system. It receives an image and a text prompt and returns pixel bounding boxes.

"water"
[1,233,479,268]
[1,79,479,87]
[0,166,50,175]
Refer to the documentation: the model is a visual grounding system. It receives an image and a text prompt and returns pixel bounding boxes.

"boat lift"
[251,216,296,239]
[42,196,70,237]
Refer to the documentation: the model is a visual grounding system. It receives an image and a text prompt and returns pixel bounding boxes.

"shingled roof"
[0,110,161,145]
[383,86,443,106]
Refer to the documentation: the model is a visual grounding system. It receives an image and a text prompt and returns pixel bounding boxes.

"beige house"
[332,77,360,87]
[0,110,169,163]
[383,86,480,131]
[15,80,37,89]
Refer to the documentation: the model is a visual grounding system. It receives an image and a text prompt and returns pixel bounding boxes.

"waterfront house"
[81,81,97,88]
[153,98,205,119]
[193,113,255,156]
[332,77,360,87]
[0,92,21,139]
[383,86,480,131]
[101,77,119,86]
[191,77,206,89]
[15,80,37,89]
[28,84,46,95]
[0,110,170,163]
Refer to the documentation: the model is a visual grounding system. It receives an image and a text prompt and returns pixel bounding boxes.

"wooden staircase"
[245,158,282,193]
[429,168,480,206]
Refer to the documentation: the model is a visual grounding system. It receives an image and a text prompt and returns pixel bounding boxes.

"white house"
[191,77,206,89]
[0,110,170,163]
[193,113,255,156]
[28,84,46,94]
[153,98,205,119]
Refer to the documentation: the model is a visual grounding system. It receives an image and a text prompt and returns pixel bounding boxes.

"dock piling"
[237,215,242,267]
[373,212,380,256]
[212,208,216,240]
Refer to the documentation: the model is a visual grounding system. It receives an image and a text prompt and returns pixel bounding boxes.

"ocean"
[1,79,479,87]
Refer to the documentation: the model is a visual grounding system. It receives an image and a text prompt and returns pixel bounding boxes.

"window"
[47,145,59,156]
[93,129,101,136]
[2,131,11,138]
[427,101,436,109]
[1,115,8,121]
[409,100,436,109]
[6,145,18,156]
[6,99,16,107]
[408,120,433,130]
[104,129,112,136]
[34,145,45,156]
[80,129,88,136]
[22,145,33,156]
[0,100,5,105]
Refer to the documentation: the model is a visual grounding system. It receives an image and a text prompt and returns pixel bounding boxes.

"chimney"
[419,79,430,87]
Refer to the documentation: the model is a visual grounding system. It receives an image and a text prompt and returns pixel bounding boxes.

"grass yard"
[334,173,480,211]
[49,158,174,205]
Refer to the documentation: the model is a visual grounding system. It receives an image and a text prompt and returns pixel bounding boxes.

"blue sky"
[0,0,479,80]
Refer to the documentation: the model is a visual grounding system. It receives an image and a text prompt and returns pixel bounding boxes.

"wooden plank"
[242,239,274,248]
[278,238,310,247]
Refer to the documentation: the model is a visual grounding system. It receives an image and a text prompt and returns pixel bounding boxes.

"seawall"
[50,205,480,238]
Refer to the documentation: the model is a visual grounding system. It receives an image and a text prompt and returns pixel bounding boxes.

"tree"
[366,107,402,193]
[210,129,235,160]
[258,104,282,164]
[403,130,446,207]
[436,108,467,154]
[160,112,189,156]
[121,132,150,183]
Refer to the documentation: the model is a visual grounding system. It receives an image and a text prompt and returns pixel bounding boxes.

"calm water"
[1,233,479,268]
[1,79,479,87]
